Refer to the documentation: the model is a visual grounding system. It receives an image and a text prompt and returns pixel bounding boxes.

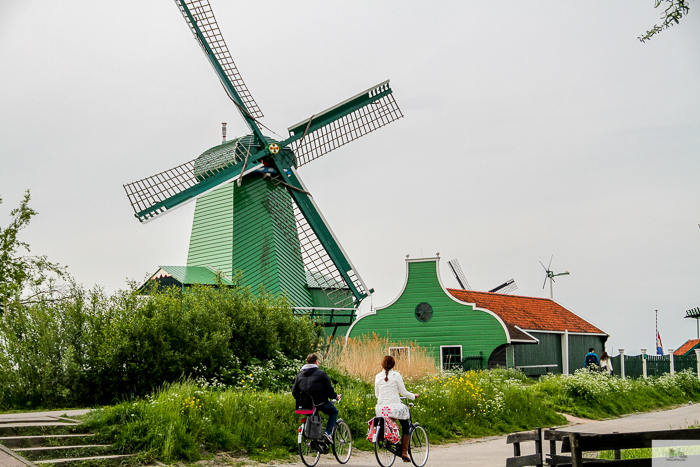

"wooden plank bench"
[546,427,700,466]
[506,428,543,467]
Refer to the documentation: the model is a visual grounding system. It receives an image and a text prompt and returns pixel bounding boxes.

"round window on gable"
[415,302,433,322]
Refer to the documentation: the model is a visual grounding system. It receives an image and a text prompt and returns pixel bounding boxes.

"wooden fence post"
[619,349,625,378]
[569,433,582,467]
[669,349,675,375]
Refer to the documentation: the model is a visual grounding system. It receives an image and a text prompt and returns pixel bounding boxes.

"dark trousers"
[316,401,338,435]
[397,418,409,436]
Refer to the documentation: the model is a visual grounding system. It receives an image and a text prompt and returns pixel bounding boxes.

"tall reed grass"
[323,333,438,382]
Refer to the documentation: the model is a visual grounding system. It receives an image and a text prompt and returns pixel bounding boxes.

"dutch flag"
[656,330,664,355]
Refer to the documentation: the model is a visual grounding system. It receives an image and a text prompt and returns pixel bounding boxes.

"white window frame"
[389,346,411,363]
[440,345,463,371]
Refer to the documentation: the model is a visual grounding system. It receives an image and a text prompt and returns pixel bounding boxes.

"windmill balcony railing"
[292,307,356,326]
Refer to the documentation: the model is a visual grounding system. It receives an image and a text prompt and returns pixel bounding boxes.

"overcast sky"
[1,1,698,356]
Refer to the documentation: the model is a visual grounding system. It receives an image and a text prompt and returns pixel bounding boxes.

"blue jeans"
[316,401,338,435]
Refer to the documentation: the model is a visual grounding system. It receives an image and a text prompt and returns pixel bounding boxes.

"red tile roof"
[674,339,700,356]
[447,289,606,335]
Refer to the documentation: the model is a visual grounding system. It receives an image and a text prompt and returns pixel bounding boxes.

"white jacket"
[375,369,415,406]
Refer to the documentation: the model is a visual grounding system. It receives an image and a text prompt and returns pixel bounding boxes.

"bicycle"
[297,396,353,467]
[372,401,429,467]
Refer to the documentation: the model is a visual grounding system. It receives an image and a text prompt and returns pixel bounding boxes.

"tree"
[640,0,693,42]
[0,190,68,312]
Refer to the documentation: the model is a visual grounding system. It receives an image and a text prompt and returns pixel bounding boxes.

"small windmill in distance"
[447,258,518,294]
[540,255,569,299]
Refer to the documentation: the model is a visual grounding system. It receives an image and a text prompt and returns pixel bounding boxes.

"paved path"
[277,404,700,467]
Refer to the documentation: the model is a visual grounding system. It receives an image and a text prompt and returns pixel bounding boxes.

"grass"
[56,336,700,465]
[323,334,438,382]
[84,370,565,463]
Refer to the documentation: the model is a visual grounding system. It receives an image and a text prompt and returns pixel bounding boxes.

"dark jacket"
[584,352,600,368]
[292,365,337,407]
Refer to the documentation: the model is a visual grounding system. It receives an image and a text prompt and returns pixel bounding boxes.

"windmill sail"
[285,81,402,166]
[270,164,368,304]
[124,137,261,223]
[447,259,472,291]
[488,279,518,294]
[175,0,263,119]
[292,200,365,308]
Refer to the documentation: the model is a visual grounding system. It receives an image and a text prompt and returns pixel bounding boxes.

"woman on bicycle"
[374,355,418,463]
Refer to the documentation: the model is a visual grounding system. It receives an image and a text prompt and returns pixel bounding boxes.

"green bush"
[533,368,700,419]
[0,284,323,409]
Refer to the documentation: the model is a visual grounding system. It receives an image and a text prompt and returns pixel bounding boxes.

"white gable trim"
[513,325,540,343]
[522,329,608,337]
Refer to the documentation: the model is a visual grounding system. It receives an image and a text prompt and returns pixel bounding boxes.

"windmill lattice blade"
[292,199,365,308]
[289,82,402,167]
[447,259,472,291]
[489,279,518,295]
[175,0,263,119]
[123,138,252,221]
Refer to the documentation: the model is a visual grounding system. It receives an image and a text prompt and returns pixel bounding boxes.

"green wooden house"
[673,339,700,357]
[448,288,608,375]
[143,265,235,291]
[347,257,514,370]
[347,256,608,374]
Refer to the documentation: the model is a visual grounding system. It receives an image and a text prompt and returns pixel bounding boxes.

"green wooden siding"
[230,175,310,306]
[347,259,508,367]
[514,332,562,375]
[568,334,607,372]
[187,182,234,277]
[187,174,311,307]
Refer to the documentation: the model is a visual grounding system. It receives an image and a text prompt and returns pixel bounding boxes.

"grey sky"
[1,1,698,355]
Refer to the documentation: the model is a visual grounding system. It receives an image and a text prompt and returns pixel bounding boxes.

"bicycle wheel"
[374,440,396,467]
[299,433,321,467]
[409,425,429,467]
[332,419,353,464]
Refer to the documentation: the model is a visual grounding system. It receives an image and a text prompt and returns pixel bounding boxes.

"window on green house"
[390,346,410,364]
[441,345,462,371]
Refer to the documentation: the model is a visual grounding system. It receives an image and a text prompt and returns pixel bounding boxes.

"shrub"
[0,283,323,409]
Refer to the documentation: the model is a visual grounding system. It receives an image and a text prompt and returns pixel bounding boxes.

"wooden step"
[14,445,112,453]
[0,418,60,424]
[0,434,94,448]
[0,434,94,441]
[0,423,79,428]
[34,454,136,464]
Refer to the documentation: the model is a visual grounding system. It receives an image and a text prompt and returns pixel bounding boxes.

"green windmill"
[123,0,402,327]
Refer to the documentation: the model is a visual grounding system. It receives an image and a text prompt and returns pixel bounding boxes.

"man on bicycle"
[292,354,339,444]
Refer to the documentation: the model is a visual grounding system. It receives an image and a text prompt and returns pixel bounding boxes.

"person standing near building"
[599,351,613,375]
[584,347,601,371]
